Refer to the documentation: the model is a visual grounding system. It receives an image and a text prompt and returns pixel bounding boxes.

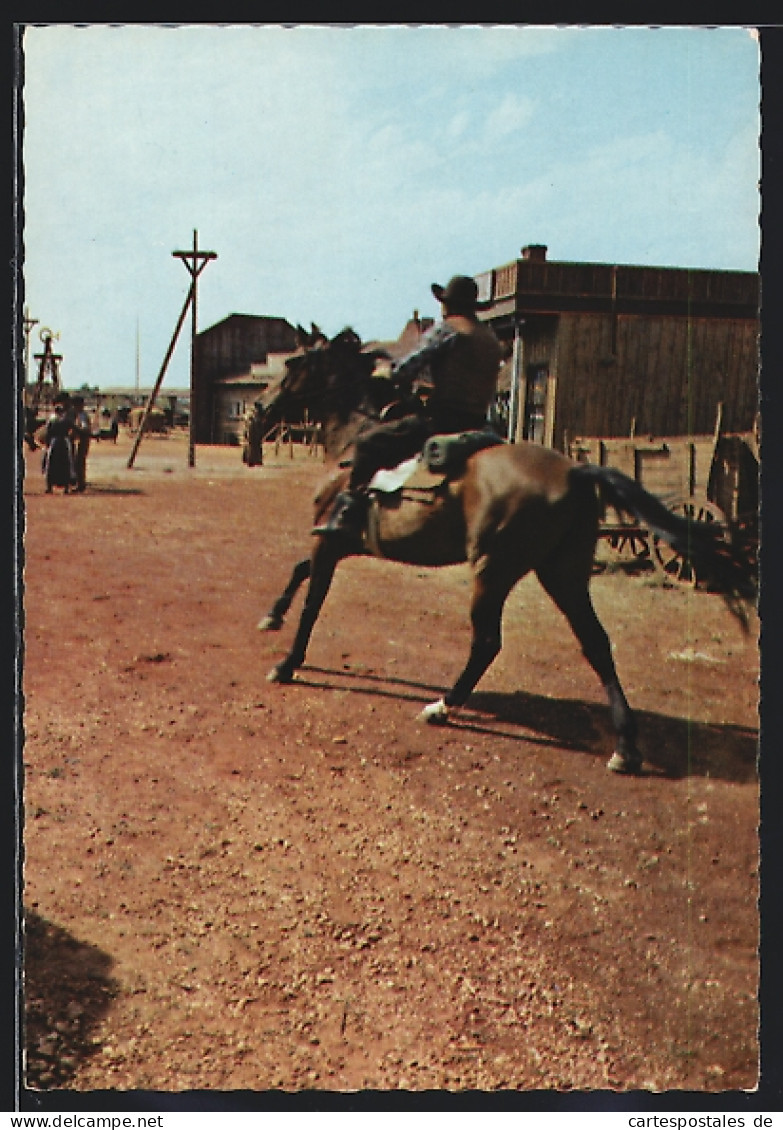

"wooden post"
[23,309,39,385]
[127,283,194,469]
[172,230,217,468]
[508,318,523,443]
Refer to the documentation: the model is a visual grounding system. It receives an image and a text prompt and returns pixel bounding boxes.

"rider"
[314,274,503,537]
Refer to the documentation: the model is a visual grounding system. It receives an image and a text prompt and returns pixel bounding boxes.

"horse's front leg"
[267,542,341,683]
[258,557,311,631]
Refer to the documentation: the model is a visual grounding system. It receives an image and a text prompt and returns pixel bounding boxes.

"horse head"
[256,327,398,460]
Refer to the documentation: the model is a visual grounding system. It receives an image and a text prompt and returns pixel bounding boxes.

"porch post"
[508,318,525,444]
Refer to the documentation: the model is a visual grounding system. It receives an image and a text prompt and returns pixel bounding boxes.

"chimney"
[521,244,547,263]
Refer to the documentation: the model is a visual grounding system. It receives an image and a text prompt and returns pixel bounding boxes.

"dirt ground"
[20,429,760,1098]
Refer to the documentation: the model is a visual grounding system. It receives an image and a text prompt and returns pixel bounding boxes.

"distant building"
[364,310,435,374]
[475,244,759,449]
[205,310,437,446]
[80,388,190,428]
[193,313,299,444]
[212,353,298,446]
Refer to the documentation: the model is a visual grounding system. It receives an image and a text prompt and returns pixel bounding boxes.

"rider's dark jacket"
[393,313,503,433]
[348,313,502,490]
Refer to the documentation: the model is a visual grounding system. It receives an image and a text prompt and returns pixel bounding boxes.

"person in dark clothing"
[314,275,503,537]
[41,397,76,493]
[70,395,91,491]
[24,404,40,451]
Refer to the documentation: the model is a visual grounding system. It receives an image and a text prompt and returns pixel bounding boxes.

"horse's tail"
[571,462,757,627]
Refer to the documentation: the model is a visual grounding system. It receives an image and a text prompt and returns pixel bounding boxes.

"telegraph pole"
[23,308,39,384]
[173,230,217,468]
[127,284,195,469]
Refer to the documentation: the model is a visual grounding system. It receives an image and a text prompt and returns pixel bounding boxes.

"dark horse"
[259,328,754,775]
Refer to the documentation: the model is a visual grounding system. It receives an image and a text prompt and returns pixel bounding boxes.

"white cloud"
[484,93,536,142]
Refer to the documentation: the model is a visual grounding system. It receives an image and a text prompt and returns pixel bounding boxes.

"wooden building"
[204,310,437,446]
[212,353,297,445]
[193,313,299,444]
[475,244,759,451]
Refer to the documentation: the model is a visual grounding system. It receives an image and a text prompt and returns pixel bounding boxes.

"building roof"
[199,312,296,338]
[363,311,436,372]
[476,245,759,324]
[215,350,299,389]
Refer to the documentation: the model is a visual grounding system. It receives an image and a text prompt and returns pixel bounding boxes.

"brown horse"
[259,328,754,775]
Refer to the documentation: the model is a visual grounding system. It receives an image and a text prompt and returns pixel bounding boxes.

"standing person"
[314,274,503,536]
[41,395,76,494]
[24,404,40,451]
[70,395,91,492]
[242,403,264,466]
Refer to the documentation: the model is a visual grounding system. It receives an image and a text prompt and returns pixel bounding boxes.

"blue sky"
[21,24,760,390]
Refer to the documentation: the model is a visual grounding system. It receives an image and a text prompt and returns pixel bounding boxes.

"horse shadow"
[298,666,758,783]
[22,909,120,1093]
[467,690,758,783]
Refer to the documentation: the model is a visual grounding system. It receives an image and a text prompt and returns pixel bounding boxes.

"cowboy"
[314,274,502,537]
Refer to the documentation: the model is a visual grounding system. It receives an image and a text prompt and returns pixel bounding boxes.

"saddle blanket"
[369,456,421,493]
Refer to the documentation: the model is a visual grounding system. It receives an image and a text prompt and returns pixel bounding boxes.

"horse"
[258,327,755,775]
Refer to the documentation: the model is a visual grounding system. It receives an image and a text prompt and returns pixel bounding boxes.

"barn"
[475,244,759,451]
[193,313,299,444]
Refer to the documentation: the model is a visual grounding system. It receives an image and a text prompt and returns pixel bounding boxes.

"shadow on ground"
[297,666,758,784]
[24,910,119,1091]
[82,483,145,496]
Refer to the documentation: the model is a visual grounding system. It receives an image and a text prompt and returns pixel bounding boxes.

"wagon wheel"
[607,523,653,566]
[733,510,759,575]
[652,496,729,587]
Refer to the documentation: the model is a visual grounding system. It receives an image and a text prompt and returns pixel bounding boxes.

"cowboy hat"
[431,275,492,313]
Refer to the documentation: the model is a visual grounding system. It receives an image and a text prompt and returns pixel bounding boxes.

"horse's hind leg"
[536,558,643,775]
[419,565,516,724]
[258,557,311,631]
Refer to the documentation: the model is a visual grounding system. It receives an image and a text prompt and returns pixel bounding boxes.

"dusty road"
[21,431,759,1096]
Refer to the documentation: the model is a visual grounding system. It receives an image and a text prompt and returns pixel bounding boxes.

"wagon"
[568,407,758,587]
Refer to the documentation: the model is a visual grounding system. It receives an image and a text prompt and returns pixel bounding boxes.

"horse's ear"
[332,327,362,350]
[295,324,310,348]
[310,323,327,343]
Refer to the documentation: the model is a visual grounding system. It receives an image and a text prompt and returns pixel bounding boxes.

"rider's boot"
[312,489,368,538]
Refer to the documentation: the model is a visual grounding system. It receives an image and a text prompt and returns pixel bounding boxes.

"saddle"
[361,430,503,558]
[368,428,504,494]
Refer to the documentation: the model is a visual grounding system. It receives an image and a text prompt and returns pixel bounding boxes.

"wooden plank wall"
[550,313,758,449]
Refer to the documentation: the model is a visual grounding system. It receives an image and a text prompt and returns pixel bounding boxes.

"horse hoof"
[417,699,450,725]
[258,615,282,632]
[267,664,294,684]
[606,751,643,775]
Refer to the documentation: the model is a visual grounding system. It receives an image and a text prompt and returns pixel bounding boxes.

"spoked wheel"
[652,495,729,587]
[607,523,653,566]
[733,511,759,576]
